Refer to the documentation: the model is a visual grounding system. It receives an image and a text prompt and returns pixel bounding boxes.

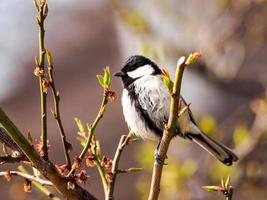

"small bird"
[114,55,238,166]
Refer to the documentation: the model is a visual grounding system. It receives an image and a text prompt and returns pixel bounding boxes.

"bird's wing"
[136,75,198,136]
[136,76,170,133]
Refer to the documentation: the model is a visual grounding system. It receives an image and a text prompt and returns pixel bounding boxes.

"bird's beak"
[113,71,125,77]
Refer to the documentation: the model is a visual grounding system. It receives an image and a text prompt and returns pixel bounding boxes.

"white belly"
[121,89,159,141]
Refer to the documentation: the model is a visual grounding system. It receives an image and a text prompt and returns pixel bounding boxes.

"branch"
[67,90,109,177]
[34,0,48,160]
[148,56,187,200]
[0,156,27,164]
[18,165,61,200]
[0,170,52,186]
[0,127,25,154]
[0,107,98,200]
[46,49,72,170]
[106,133,132,200]
[91,139,109,194]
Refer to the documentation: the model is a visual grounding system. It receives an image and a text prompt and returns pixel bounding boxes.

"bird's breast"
[121,89,160,141]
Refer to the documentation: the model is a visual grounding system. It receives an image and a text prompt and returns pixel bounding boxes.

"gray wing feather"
[136,76,170,132]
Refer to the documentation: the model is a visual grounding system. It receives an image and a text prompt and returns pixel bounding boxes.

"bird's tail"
[185,124,238,166]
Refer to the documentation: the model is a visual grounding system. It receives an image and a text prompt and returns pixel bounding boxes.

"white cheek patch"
[127,64,154,79]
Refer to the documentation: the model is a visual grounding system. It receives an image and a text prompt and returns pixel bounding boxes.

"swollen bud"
[161,68,173,92]
[185,52,202,65]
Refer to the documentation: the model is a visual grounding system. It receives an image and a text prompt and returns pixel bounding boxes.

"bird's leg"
[154,139,167,165]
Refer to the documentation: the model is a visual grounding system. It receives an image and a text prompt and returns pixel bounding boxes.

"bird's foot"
[154,151,168,165]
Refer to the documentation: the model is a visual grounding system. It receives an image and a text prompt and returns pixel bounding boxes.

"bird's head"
[114,55,162,87]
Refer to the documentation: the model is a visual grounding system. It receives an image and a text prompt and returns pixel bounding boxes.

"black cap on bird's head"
[114,55,162,87]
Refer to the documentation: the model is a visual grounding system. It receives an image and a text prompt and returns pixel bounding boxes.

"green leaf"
[103,66,110,87]
[202,185,222,192]
[127,167,143,172]
[97,75,105,88]
[75,118,85,134]
[162,69,173,92]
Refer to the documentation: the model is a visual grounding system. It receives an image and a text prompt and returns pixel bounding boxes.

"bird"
[114,55,238,166]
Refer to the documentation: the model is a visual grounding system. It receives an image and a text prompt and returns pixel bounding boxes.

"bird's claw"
[154,151,167,165]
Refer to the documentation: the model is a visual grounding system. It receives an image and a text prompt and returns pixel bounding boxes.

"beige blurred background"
[0,0,267,199]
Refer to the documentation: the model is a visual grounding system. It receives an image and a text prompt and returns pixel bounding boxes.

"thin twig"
[35,0,48,161]
[0,127,24,154]
[18,165,61,200]
[148,57,187,200]
[91,139,109,194]
[67,91,109,177]
[106,133,131,200]
[47,57,71,170]
[0,170,52,186]
[0,156,27,164]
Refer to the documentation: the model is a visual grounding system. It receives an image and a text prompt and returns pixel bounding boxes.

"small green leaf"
[75,118,85,134]
[202,185,222,192]
[104,66,110,87]
[97,75,105,88]
[162,69,173,92]
[127,167,143,172]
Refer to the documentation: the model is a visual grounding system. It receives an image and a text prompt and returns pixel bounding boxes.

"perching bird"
[114,55,238,166]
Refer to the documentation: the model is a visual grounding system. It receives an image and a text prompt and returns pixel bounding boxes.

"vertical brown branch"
[148,57,187,200]
[106,133,131,200]
[35,0,48,160]
[47,54,72,170]
[91,139,109,194]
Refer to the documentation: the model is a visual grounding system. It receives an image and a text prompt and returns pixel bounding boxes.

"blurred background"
[0,0,267,199]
